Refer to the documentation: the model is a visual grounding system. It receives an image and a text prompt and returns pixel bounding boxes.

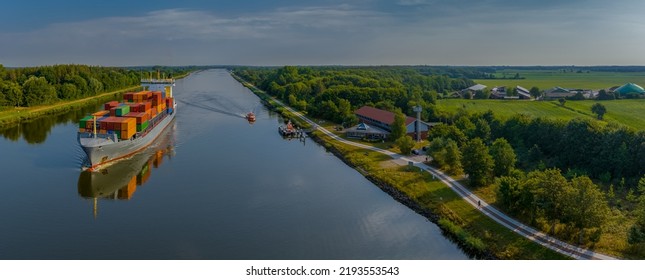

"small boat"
[246,112,256,122]
[278,120,298,137]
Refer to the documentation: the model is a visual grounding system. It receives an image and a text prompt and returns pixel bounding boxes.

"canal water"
[0,69,467,260]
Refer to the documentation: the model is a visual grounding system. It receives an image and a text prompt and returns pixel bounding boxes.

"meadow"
[436,99,645,131]
[473,69,645,90]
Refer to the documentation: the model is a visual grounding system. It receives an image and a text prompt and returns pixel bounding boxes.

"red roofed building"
[351,106,432,140]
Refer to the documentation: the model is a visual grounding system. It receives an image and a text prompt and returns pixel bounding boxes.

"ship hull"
[78,109,176,170]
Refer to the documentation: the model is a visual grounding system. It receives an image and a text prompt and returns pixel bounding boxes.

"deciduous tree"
[23,76,56,106]
[389,110,407,141]
[527,168,573,235]
[564,176,609,244]
[1,81,23,107]
[396,135,416,155]
[591,103,607,120]
[529,86,541,99]
[444,139,463,175]
[490,138,516,177]
[461,138,494,187]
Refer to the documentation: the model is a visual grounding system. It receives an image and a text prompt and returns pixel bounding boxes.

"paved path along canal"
[263,84,617,260]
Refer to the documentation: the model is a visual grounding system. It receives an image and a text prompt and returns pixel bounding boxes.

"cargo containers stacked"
[79,88,173,139]
[125,112,150,132]
[129,102,152,113]
[78,78,176,170]
[124,91,153,103]
[110,105,130,117]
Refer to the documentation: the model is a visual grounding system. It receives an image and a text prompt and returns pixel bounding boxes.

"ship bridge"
[141,78,175,98]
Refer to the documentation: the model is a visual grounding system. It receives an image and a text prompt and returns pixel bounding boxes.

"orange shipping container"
[92,110,109,117]
[142,102,152,111]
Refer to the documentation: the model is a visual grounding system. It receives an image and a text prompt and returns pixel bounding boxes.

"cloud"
[1,1,645,66]
[0,5,392,66]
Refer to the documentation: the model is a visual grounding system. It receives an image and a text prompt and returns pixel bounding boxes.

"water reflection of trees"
[0,101,106,143]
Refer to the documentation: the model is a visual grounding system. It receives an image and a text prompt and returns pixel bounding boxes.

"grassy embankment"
[0,72,192,130]
[234,74,566,259]
[0,86,141,129]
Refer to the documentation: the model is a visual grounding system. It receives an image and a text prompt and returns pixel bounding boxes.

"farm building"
[490,86,507,99]
[544,87,576,99]
[460,84,487,98]
[613,83,645,96]
[350,106,432,140]
[490,85,531,99]
[516,86,532,99]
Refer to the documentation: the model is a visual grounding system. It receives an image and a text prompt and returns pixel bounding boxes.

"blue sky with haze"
[2,0,644,66]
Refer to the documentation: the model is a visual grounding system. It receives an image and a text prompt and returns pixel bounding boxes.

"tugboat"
[246,112,256,123]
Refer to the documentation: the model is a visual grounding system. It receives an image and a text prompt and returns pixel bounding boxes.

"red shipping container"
[104,101,119,110]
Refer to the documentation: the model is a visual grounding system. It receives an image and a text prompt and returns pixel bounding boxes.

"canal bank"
[0,72,192,130]
[0,86,140,129]
[232,71,568,260]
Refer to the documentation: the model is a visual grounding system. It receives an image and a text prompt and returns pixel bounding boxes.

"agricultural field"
[473,69,645,90]
[436,99,645,131]
[436,99,586,120]
[565,99,645,130]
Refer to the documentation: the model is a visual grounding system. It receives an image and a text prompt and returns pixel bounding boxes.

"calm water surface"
[0,69,468,260]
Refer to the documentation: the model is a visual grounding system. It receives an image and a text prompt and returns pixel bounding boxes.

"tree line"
[0,64,191,108]
[427,109,645,250]
[234,66,475,126]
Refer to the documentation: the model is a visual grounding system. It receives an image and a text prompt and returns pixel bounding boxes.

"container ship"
[77,78,176,170]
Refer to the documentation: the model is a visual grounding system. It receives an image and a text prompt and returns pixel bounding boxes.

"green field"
[436,99,645,131]
[566,99,645,130]
[474,70,645,90]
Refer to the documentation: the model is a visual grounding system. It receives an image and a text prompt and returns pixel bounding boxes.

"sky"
[1,0,645,67]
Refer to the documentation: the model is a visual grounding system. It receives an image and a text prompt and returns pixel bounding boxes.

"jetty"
[278,120,307,139]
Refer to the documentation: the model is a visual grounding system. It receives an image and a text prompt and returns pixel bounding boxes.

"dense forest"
[234,66,475,125]
[0,64,192,108]
[235,66,645,255]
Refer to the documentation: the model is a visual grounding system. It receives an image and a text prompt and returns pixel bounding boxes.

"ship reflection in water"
[77,126,175,218]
